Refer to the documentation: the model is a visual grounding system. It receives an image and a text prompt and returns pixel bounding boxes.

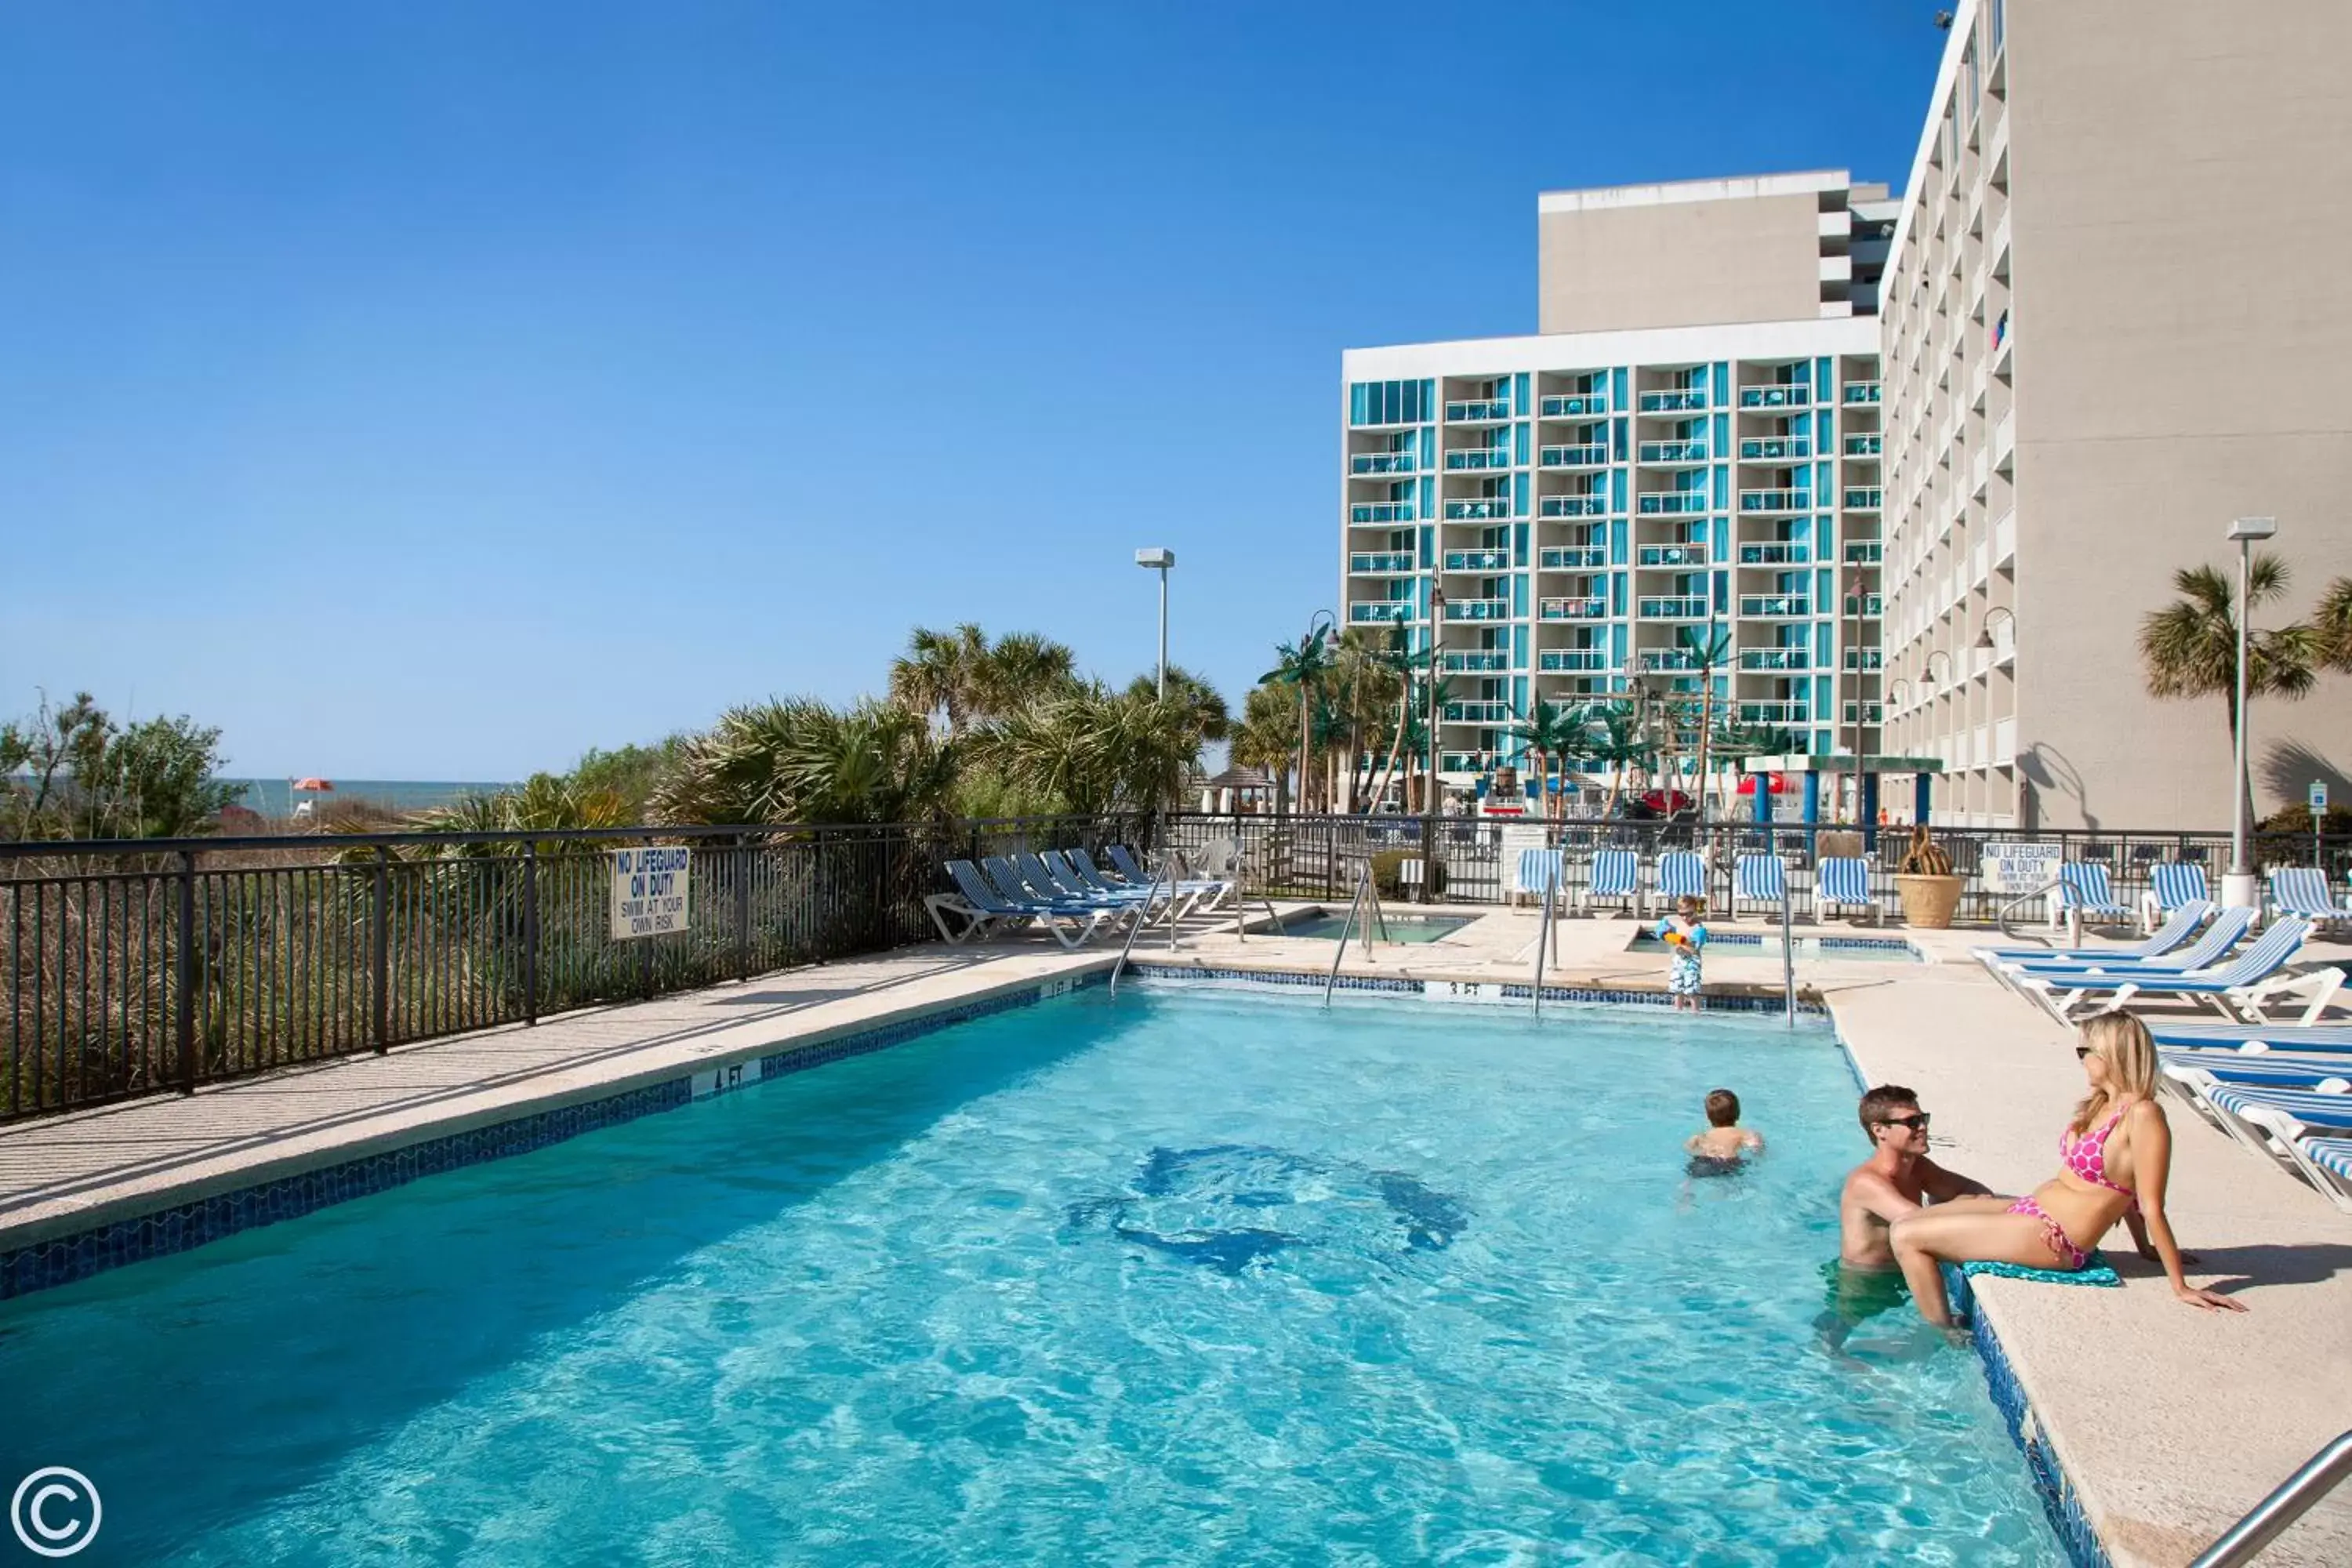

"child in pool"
[1685,1087,1765,1176]
[1653,895,1708,1010]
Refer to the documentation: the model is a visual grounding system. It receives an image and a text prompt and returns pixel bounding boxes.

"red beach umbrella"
[1737,774,1791,795]
[292,778,335,793]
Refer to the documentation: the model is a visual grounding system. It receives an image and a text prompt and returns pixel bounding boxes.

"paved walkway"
[3,903,2347,1565]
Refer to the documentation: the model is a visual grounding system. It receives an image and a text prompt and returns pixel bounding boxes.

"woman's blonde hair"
[2071,1011,2157,1132]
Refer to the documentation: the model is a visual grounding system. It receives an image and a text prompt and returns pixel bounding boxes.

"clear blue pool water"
[0,988,2057,1565]
[1277,910,1475,942]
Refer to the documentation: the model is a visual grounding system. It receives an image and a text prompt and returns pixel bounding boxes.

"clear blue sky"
[0,2,1944,779]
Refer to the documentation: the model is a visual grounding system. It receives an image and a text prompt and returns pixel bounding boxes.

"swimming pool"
[1276,910,1476,942]
[0,987,2056,1564]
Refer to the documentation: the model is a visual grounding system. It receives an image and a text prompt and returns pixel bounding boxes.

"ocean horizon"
[223,779,516,815]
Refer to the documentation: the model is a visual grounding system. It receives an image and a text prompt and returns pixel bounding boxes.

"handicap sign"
[2313,780,2330,815]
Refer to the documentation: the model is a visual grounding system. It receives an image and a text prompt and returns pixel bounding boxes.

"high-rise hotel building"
[1347,1,2352,830]
[1341,172,1899,791]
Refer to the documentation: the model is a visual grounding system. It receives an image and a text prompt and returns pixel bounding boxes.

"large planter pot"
[1894,873,1965,929]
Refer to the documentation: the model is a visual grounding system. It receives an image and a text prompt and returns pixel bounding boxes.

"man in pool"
[1820,1084,1999,1348]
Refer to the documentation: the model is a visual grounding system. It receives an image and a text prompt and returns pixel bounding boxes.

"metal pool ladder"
[1108,858,1176,997]
[1530,869,1560,1016]
[2189,1428,2352,1567]
[1321,863,1390,1008]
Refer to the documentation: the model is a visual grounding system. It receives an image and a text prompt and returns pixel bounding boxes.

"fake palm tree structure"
[1573,701,1651,815]
[1261,626,1335,814]
[1508,696,1585,821]
[1677,621,1734,818]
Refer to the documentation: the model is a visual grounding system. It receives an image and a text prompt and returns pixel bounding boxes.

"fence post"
[176,848,198,1094]
[735,842,753,983]
[522,844,539,1026]
[371,846,390,1054]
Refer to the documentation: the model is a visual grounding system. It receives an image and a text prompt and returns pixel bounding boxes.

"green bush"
[1369,848,1446,899]
[2258,802,2352,835]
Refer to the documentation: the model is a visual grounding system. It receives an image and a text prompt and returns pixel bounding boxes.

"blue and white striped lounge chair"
[1515,848,1565,908]
[2157,1051,2352,1092]
[1657,851,1708,912]
[2288,1138,2352,1212]
[2016,916,2312,1023]
[2180,1078,2352,1208]
[1732,855,1786,918]
[1105,844,1155,884]
[1045,850,1170,915]
[935,859,1118,949]
[1100,844,1231,909]
[1975,899,2217,973]
[2147,1020,2352,1055]
[1813,856,1879,924]
[1992,906,2250,995]
[986,856,1134,931]
[1584,848,1642,916]
[2140,862,2210,933]
[2269,867,2352,933]
[2049,862,2135,932]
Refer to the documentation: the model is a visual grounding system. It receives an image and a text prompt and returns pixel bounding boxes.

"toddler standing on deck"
[1654,895,1708,1011]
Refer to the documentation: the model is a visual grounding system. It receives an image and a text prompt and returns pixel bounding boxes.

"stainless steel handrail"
[1781,866,1797,1029]
[1531,872,1559,1016]
[1109,858,1174,998]
[2189,1428,2352,1567]
[1994,876,2071,949]
[1323,865,1376,1009]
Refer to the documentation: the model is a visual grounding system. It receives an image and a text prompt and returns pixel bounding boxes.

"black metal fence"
[0,815,1153,1122]
[1164,811,2352,924]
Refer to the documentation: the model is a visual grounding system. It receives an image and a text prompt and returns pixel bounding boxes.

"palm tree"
[977,685,1200,818]
[652,698,959,826]
[1259,627,1334,815]
[2313,575,2352,673]
[2140,553,2318,845]
[971,632,1080,721]
[1232,682,1301,813]
[888,623,988,736]
[1363,615,1423,813]
[1508,697,1584,821]
[1677,621,1734,818]
[1123,666,1230,742]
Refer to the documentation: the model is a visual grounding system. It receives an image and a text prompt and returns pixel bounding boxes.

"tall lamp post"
[1425,580,1446,903]
[1135,548,1175,697]
[2223,517,2278,909]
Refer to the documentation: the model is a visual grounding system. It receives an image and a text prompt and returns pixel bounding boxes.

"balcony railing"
[1739,701,1812,724]
[1738,648,1809,670]
[1637,389,1707,413]
[1443,499,1510,520]
[1443,700,1514,724]
[1445,449,1513,471]
[1842,594,1886,618]
[1350,502,1416,524]
[1843,433,1883,456]
[1635,544,1708,568]
[1739,594,1813,617]
[1843,541,1884,564]
[1638,493,1709,515]
[1445,398,1511,423]
[1843,488,1883,510]
[1842,702,1887,724]
[1443,548,1511,572]
[1444,597,1512,622]
[1539,392,1608,417]
[1738,384,1810,408]
[1539,595,1609,621]
[1539,494,1607,517]
[1738,436,1811,461]
[1639,649,1702,671]
[1539,443,1610,468]
[1539,545,1607,571]
[1637,439,1709,463]
[1348,551,1416,574]
[1637,596,1711,619]
[1440,649,1510,673]
[1539,648,1609,672]
[1348,601,1411,623]
[1842,380,1883,405]
[1440,753,1486,771]
[1738,489,1811,513]
[1348,452,1417,475]
[1845,648,1884,670]
[1738,543,1810,564]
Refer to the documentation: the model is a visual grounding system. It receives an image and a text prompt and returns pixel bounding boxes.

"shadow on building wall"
[2017,744,2092,832]
[2260,740,2351,817]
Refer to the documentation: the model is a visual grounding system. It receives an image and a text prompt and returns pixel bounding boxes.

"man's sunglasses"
[1877,1112,1931,1131]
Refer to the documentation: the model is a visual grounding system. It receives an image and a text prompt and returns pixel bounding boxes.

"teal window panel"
[1612,418,1628,461]
[1815,461,1831,495]
[1713,570,1729,614]
[1712,516,1729,558]
[1613,366,1629,409]
[1514,675,1529,714]
[1514,423,1530,465]
[1817,621,1832,666]
[1815,358,1831,401]
[1418,524,1433,568]
[1611,468,1628,511]
[1418,477,1435,519]
[1814,515,1830,555]
[1817,567,1831,604]
[1713,466,1730,510]
[1512,575,1528,617]
[1713,362,1730,408]
[1420,426,1436,467]
[1815,408,1831,448]
[1512,625,1528,669]
[1610,520,1628,564]
[1514,372,1530,414]
[1713,412,1729,450]
[1512,522,1529,566]
[1814,675,1831,715]
[1611,623,1627,667]
[1612,572,1627,616]
[1513,472,1530,517]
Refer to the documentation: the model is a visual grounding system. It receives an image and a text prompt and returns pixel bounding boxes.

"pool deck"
[2,902,2347,1565]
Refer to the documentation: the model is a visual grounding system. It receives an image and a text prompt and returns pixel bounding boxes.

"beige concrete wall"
[1537,194,1826,334]
[2008,0,2352,830]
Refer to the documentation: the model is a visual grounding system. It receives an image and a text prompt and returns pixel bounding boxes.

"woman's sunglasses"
[2074,1046,2101,1061]
[1878,1112,1931,1131]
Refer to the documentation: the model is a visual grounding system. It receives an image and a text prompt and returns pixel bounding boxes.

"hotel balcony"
[1539,648,1609,672]
[1443,548,1511,572]
[1444,448,1513,472]
[1739,594,1813,618]
[1539,392,1609,417]
[1636,543,1708,568]
[1738,489,1811,514]
[1842,594,1886,618]
[1737,543,1810,565]
[1843,433,1883,456]
[1350,502,1416,524]
[1443,700,1514,724]
[1638,439,1709,464]
[1639,649,1702,672]
[1445,597,1512,622]
[1439,648,1510,673]
[1540,545,1608,571]
[1440,753,1488,771]
[1842,702,1887,725]
[1738,436,1811,462]
[1738,648,1809,671]
[1348,601,1412,624]
[1637,595,1711,620]
[1638,493,1709,516]
[1540,595,1609,621]
[1738,701,1811,724]
[1443,498,1510,521]
[1444,398,1512,424]
[1844,648,1885,670]
[1844,541,1883,564]
[1636,389,1708,414]
[1539,443,1610,470]
[1737,385,1810,409]
[1540,494,1608,518]
[1842,380,1884,405]
[1348,452,1416,476]
[1348,551,1417,575]
[1844,488,1883,510]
